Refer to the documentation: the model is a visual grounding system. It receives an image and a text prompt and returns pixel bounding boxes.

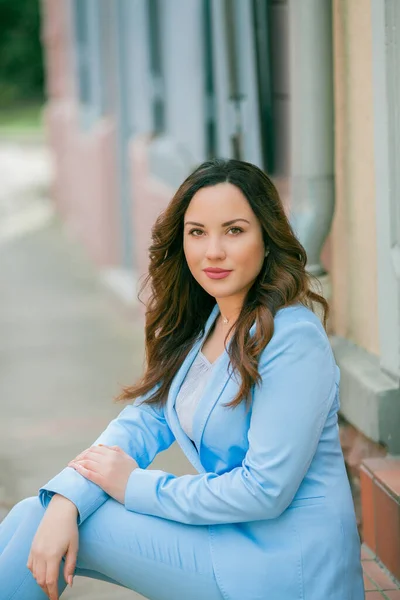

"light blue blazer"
[40,303,364,600]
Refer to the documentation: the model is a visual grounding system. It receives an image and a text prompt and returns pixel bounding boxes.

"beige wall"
[331,0,379,356]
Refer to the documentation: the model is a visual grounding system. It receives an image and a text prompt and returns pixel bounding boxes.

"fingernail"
[69,576,73,587]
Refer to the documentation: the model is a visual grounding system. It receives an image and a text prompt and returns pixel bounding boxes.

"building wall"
[330,0,400,468]
[42,0,382,336]
[40,0,399,456]
[331,0,379,356]
[40,0,121,267]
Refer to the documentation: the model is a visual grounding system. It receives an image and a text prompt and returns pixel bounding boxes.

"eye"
[188,228,204,237]
[228,227,243,235]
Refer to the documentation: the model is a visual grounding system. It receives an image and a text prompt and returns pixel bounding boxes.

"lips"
[203,268,232,280]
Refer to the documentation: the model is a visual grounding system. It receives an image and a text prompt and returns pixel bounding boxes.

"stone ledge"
[330,335,400,454]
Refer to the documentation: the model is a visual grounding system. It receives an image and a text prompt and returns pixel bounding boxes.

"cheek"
[234,238,264,270]
[183,239,202,268]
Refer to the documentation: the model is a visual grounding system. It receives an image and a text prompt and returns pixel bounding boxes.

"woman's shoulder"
[266,303,330,353]
[274,302,325,332]
[256,303,337,381]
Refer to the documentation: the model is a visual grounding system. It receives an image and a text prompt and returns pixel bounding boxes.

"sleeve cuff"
[38,466,108,525]
[124,468,165,515]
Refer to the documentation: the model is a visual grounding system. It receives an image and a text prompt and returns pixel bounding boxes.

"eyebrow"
[184,218,250,227]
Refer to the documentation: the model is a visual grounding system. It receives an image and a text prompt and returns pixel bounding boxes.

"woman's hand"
[27,494,79,600]
[68,444,138,504]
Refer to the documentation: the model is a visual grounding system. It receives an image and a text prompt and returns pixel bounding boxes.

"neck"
[217,300,242,325]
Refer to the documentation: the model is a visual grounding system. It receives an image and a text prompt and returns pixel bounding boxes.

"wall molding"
[331,335,400,454]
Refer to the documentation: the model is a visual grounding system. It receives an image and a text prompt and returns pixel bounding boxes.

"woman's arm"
[121,320,337,525]
[39,390,175,524]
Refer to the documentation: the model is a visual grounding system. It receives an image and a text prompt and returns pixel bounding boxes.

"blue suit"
[0,303,364,599]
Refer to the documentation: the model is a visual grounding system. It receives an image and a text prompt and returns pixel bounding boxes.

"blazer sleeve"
[38,390,175,524]
[123,320,337,525]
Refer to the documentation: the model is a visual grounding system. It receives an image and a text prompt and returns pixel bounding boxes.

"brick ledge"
[361,457,400,582]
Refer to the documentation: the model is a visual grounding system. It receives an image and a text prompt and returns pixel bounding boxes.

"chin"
[207,285,239,299]
[198,274,245,298]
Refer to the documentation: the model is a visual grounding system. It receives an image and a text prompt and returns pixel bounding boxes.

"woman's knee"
[0,496,45,556]
[7,496,45,524]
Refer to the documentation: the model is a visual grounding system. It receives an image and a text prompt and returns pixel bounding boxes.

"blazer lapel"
[192,319,257,456]
[165,303,220,472]
[165,305,257,472]
[191,352,232,454]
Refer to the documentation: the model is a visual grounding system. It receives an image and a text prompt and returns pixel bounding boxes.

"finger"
[111,445,123,453]
[75,446,126,465]
[69,459,103,471]
[33,560,49,596]
[89,445,117,456]
[68,462,103,485]
[97,444,124,455]
[72,446,109,460]
[46,560,60,600]
[77,446,118,460]
[73,444,108,461]
[69,447,90,463]
[64,541,78,588]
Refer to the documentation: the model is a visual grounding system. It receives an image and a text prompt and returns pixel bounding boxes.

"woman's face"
[183,182,266,301]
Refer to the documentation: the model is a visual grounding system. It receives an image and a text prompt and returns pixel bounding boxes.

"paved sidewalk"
[0,142,194,598]
[362,546,400,599]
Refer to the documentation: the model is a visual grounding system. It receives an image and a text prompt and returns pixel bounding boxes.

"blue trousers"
[0,497,224,600]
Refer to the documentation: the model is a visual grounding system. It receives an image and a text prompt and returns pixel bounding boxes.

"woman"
[0,159,364,600]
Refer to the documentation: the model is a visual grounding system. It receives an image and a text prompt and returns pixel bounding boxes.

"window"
[72,0,104,128]
[147,0,165,133]
[252,0,274,172]
[203,0,217,158]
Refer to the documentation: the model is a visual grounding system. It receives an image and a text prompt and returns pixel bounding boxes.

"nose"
[205,236,226,260]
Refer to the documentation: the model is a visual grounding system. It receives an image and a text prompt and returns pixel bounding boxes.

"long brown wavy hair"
[116,158,328,409]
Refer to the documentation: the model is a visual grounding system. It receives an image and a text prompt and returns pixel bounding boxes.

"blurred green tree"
[0,0,44,107]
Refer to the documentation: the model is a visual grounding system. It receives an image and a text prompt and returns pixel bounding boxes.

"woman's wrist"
[49,493,79,516]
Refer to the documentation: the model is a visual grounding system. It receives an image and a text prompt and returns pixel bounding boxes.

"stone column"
[288,0,334,277]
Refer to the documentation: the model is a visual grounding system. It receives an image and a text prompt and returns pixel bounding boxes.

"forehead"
[185,182,254,220]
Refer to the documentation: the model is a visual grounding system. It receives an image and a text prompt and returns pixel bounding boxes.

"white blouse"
[175,350,217,441]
